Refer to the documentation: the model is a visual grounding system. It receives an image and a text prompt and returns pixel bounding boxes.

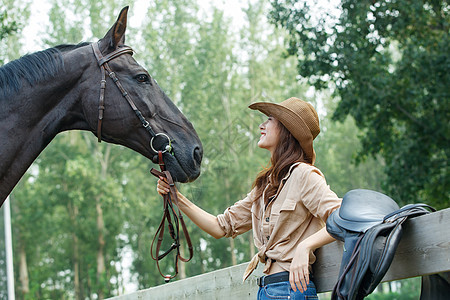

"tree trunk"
[96,143,110,299]
[96,197,105,300]
[247,94,259,261]
[12,200,30,297]
[199,247,206,274]
[229,238,237,266]
[18,240,29,296]
[68,200,81,300]
[179,244,186,279]
[224,176,237,266]
[73,233,80,300]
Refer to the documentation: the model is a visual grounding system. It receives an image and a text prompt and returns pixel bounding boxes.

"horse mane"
[0,42,91,98]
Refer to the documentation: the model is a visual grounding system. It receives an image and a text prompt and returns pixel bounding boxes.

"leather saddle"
[326,189,435,300]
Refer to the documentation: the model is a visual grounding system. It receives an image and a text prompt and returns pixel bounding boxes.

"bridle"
[91,41,172,155]
[91,42,193,281]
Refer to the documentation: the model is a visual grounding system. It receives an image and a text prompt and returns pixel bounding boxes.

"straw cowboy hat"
[249,97,320,164]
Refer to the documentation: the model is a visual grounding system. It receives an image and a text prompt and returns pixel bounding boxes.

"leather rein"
[150,154,194,282]
[91,42,193,281]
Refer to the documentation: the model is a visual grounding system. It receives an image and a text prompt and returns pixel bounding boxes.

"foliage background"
[269,0,449,210]
[0,0,447,299]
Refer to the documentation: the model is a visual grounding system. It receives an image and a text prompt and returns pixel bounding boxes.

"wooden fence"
[108,208,450,299]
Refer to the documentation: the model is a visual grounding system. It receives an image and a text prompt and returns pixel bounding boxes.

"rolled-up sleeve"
[216,191,255,238]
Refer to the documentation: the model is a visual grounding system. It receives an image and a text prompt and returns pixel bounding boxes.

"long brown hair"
[252,121,311,203]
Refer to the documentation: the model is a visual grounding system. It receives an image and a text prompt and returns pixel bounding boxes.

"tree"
[269,0,449,208]
[0,0,30,63]
[11,132,129,299]
[0,10,18,42]
[314,92,387,198]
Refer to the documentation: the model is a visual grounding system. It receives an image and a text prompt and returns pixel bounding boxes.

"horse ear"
[101,6,128,50]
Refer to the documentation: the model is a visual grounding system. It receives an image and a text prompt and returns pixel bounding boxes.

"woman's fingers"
[289,270,297,292]
[157,177,170,195]
[289,271,298,291]
[289,268,310,293]
[304,271,310,287]
[299,271,309,292]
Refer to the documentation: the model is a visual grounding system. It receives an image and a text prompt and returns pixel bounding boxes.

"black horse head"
[0,6,202,205]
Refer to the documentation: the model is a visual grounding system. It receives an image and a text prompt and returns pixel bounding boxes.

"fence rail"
[109,208,450,299]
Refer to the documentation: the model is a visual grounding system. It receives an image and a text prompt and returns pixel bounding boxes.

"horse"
[0,6,203,206]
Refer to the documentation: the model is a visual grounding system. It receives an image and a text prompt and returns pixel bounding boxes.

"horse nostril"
[193,147,202,165]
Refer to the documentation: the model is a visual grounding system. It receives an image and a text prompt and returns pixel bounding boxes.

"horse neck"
[0,48,92,204]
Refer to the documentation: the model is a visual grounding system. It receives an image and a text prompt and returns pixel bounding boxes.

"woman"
[157,97,341,299]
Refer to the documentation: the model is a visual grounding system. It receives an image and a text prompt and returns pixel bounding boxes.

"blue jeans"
[257,273,319,300]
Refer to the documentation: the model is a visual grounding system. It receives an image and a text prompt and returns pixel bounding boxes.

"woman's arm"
[289,227,336,292]
[157,178,226,239]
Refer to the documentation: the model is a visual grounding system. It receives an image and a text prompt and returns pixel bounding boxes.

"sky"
[21,0,248,53]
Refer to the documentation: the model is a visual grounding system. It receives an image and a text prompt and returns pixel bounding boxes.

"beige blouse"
[216,162,342,280]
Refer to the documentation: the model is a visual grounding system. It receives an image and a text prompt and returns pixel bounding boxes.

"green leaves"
[270,0,449,208]
[0,10,18,41]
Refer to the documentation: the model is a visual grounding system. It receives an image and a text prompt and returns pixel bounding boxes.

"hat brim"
[249,102,315,164]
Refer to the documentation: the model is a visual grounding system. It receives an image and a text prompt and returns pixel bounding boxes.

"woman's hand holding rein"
[156,177,226,239]
[157,177,171,196]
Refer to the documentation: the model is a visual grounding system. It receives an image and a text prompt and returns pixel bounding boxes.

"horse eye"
[135,74,149,83]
